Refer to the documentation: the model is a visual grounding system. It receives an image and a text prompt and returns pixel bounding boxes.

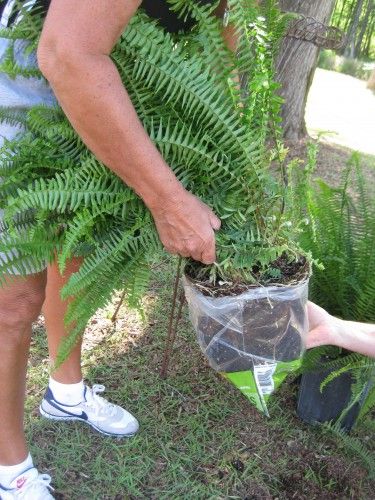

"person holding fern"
[0,0,229,498]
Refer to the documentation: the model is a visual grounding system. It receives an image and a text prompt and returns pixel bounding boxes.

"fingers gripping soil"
[151,192,221,264]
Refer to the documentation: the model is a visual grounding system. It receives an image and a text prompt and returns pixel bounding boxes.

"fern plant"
[288,148,375,471]
[0,1,306,360]
[292,149,375,430]
[300,154,375,322]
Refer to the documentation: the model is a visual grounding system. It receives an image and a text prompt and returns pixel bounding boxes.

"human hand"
[307,302,375,357]
[306,301,342,349]
[150,190,221,264]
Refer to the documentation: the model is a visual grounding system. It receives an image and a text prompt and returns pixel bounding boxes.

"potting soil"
[183,276,309,416]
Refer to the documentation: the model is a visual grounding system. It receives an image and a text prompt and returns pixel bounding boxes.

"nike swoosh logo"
[47,398,88,420]
[59,407,87,419]
[16,477,27,489]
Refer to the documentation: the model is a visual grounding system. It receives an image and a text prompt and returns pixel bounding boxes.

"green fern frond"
[299,158,375,322]
[359,381,375,421]
[168,0,235,88]
[0,107,28,128]
[320,361,375,392]
[55,252,153,366]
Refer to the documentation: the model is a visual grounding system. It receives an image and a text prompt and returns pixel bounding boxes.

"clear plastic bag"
[183,275,309,415]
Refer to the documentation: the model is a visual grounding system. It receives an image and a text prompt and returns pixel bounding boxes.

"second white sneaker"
[40,384,139,437]
[0,467,54,499]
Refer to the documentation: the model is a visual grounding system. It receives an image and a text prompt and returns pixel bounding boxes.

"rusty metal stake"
[111,288,127,323]
[160,257,186,379]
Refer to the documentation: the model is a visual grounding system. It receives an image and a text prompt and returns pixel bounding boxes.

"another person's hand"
[306,301,375,358]
[306,301,341,348]
[150,190,221,264]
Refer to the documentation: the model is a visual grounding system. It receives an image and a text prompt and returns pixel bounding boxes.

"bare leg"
[0,272,46,465]
[43,257,84,384]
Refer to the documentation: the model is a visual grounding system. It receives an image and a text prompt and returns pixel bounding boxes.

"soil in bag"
[198,295,305,373]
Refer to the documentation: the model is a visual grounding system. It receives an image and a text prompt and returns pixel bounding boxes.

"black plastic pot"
[297,366,372,432]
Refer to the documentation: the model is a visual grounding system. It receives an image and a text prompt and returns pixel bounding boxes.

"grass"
[26,257,375,499]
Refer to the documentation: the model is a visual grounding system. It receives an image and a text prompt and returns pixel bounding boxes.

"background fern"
[290,149,375,436]
[300,155,375,322]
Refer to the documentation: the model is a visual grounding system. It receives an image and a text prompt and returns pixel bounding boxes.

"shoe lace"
[85,384,117,417]
[16,474,54,498]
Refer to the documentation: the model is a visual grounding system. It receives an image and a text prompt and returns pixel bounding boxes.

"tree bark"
[275,0,336,140]
[355,0,373,57]
[363,13,375,57]
[343,0,357,33]
[344,0,366,57]
[336,0,347,27]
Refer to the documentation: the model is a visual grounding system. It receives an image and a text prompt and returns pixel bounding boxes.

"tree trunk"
[363,8,375,58]
[355,0,373,57]
[335,0,347,27]
[275,0,336,140]
[343,1,357,33]
[344,0,365,58]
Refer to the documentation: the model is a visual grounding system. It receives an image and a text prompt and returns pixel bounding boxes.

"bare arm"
[37,0,220,264]
[340,319,375,357]
[307,302,375,358]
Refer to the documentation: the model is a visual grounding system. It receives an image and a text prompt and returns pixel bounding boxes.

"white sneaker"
[0,467,54,499]
[40,384,139,437]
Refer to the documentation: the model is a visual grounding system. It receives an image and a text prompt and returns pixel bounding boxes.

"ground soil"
[185,255,310,298]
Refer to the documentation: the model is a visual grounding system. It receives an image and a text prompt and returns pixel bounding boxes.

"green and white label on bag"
[222,359,302,416]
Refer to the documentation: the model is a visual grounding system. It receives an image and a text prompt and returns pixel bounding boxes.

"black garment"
[142,0,216,33]
[0,0,216,32]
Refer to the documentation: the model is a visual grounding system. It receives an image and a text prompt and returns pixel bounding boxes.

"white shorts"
[0,31,57,274]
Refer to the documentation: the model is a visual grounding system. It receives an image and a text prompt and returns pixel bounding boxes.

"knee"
[0,275,46,333]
